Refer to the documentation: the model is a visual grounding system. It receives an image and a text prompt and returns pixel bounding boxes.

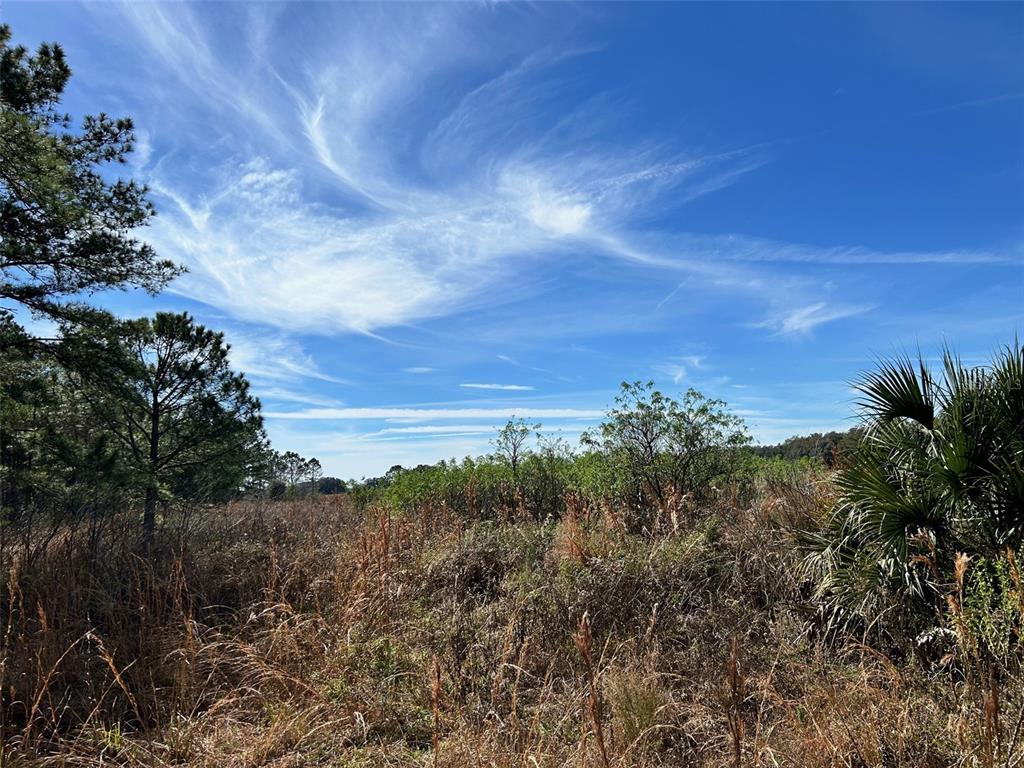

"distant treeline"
[749,428,862,466]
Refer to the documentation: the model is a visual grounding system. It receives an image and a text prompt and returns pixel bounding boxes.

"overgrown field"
[3,17,1022,767]
[2,470,1020,767]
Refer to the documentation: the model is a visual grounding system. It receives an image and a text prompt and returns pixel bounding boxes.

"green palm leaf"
[855,354,935,429]
[803,339,1024,635]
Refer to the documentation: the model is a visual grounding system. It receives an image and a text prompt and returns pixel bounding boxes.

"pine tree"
[0,24,180,328]
[67,313,263,546]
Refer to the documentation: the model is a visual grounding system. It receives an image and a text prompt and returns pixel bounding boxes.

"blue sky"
[9,2,1023,479]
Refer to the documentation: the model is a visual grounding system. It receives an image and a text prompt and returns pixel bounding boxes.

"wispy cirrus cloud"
[145,148,767,336]
[110,3,785,338]
[667,233,1006,266]
[265,406,603,421]
[460,383,536,391]
[226,328,351,385]
[107,1,1010,349]
[653,354,706,384]
[757,302,874,336]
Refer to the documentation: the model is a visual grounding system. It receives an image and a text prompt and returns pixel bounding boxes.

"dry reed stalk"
[574,613,610,768]
[88,631,141,726]
[524,662,555,760]
[751,642,785,767]
[563,506,588,565]
[514,486,528,524]
[641,602,659,649]
[20,629,90,749]
[726,634,745,768]
[510,636,530,740]
[981,665,1001,768]
[366,511,393,627]
[949,548,1003,766]
[431,654,442,767]
[597,500,627,554]
[818,667,871,767]
[659,489,689,535]
[491,605,522,712]
[1,558,24,748]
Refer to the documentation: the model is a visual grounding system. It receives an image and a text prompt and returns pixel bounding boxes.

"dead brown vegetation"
[0,481,1019,767]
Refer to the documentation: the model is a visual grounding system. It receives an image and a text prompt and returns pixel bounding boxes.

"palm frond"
[855,354,934,429]
[804,340,1021,634]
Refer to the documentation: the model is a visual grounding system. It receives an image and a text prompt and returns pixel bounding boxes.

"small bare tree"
[492,418,539,481]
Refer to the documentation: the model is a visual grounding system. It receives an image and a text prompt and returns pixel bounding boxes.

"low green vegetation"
[352,382,755,530]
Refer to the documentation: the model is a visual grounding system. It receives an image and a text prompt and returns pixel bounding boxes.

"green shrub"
[957,552,1024,668]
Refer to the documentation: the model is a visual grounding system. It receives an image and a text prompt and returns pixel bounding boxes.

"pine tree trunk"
[143,387,160,551]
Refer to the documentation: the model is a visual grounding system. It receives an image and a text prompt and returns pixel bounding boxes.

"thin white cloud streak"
[373,423,591,436]
[265,407,604,421]
[254,386,343,408]
[460,383,536,391]
[652,353,706,384]
[266,419,593,476]
[265,427,487,478]
[226,329,350,384]
[376,425,501,435]
[495,353,562,378]
[667,233,1006,265]
[757,302,874,336]
[403,367,437,374]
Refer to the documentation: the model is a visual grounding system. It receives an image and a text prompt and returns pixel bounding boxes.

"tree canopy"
[0,24,179,328]
[65,312,264,542]
[584,381,750,518]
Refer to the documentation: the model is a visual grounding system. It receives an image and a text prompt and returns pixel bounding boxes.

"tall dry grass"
[0,480,1019,766]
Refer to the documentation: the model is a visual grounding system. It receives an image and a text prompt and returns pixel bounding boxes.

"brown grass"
[0,484,1019,766]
